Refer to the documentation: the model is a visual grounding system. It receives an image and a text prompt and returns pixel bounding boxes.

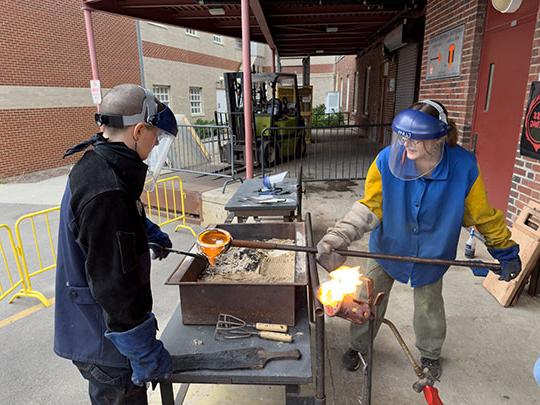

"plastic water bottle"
[464,227,476,258]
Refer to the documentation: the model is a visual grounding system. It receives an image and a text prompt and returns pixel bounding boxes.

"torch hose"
[230,240,501,270]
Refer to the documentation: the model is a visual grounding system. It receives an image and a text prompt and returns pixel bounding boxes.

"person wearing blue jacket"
[54,84,178,404]
[317,100,521,379]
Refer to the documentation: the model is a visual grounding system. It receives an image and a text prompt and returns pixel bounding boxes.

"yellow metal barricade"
[0,224,26,303]
[145,176,196,237]
[9,206,60,307]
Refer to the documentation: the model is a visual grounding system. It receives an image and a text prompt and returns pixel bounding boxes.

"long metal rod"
[229,239,501,270]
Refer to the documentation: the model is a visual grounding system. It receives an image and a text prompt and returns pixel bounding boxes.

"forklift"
[218,72,306,168]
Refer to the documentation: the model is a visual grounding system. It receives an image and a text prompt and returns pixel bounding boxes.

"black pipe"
[306,213,326,404]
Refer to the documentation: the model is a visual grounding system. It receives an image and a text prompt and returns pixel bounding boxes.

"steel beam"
[249,0,276,51]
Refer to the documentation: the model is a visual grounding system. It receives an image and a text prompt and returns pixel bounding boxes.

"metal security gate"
[260,124,391,181]
[394,43,419,114]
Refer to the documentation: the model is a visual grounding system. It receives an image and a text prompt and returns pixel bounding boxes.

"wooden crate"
[483,201,540,306]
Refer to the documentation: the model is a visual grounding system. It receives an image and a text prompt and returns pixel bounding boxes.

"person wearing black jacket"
[54,84,178,404]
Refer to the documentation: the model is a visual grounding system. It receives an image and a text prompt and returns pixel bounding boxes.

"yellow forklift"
[219,72,306,167]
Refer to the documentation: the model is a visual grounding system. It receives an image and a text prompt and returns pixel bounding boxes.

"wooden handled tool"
[255,323,288,333]
[171,348,301,372]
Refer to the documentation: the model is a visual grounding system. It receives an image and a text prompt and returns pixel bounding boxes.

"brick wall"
[418,0,487,147]
[355,47,395,127]
[0,107,96,178]
[1,0,140,87]
[335,56,357,115]
[507,4,540,222]
[0,1,140,178]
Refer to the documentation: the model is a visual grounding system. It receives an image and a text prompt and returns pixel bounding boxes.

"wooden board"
[483,201,540,306]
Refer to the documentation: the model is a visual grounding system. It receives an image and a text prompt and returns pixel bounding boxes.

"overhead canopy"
[83,0,421,56]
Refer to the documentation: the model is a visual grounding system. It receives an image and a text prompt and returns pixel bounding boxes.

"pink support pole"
[82,6,100,82]
[272,48,276,73]
[241,0,254,179]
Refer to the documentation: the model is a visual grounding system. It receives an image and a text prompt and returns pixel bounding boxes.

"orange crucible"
[197,229,233,265]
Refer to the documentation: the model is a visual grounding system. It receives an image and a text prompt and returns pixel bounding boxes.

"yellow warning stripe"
[0,297,55,329]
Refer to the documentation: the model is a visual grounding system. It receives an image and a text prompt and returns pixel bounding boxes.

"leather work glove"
[105,313,172,386]
[146,218,172,260]
[316,202,379,272]
[488,244,522,282]
[149,243,171,260]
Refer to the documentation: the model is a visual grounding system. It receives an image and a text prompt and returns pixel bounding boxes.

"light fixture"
[326,26,338,33]
[491,0,523,13]
[316,50,324,54]
[208,7,225,16]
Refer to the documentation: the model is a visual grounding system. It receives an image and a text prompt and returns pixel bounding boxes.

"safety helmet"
[388,100,449,180]
[95,87,178,191]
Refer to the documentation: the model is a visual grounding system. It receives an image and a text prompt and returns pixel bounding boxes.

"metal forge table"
[159,215,326,405]
[224,177,302,223]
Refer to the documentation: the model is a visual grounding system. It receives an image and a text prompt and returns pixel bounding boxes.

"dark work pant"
[73,361,148,405]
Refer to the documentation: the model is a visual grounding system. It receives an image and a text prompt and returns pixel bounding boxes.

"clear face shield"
[144,129,175,192]
[388,132,446,180]
[142,100,178,191]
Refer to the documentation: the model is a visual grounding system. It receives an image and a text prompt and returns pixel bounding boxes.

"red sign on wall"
[520,81,540,159]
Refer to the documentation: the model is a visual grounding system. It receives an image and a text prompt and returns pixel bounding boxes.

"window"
[152,85,170,106]
[363,66,371,116]
[346,75,350,112]
[353,71,359,113]
[189,87,203,115]
[213,35,223,45]
[339,77,344,110]
[185,28,198,37]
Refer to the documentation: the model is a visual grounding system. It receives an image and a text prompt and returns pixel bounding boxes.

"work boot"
[421,357,442,380]
[342,348,364,371]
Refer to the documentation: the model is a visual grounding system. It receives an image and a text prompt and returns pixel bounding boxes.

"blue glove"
[105,313,172,386]
[488,245,522,282]
[146,218,172,260]
[534,357,540,386]
[469,262,489,277]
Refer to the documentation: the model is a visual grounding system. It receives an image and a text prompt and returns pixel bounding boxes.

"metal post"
[277,54,282,73]
[241,0,254,179]
[82,6,99,81]
[82,5,100,111]
[272,48,276,73]
[136,20,146,87]
[302,56,310,86]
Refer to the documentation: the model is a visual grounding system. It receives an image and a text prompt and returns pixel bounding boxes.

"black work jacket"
[54,141,152,367]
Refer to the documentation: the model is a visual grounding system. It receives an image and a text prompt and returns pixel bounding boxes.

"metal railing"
[260,124,391,182]
[312,111,351,126]
[145,176,196,237]
[0,224,25,303]
[10,207,60,307]
[167,124,242,191]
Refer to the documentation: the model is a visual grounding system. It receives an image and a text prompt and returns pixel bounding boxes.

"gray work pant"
[350,262,446,360]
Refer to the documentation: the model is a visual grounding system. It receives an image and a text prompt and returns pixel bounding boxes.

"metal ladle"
[196,228,502,271]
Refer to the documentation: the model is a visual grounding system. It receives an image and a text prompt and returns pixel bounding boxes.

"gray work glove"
[316,202,380,272]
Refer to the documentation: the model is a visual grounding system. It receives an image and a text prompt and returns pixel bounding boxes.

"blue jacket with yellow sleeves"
[361,143,514,287]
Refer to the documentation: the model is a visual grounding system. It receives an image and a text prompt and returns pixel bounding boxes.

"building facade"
[338,0,540,222]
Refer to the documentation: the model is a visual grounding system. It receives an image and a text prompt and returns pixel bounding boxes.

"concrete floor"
[0,176,539,404]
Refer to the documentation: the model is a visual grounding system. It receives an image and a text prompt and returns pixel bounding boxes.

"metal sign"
[520,81,540,159]
[426,25,465,80]
[90,80,102,105]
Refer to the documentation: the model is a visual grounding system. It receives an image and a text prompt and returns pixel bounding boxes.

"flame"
[317,266,363,307]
